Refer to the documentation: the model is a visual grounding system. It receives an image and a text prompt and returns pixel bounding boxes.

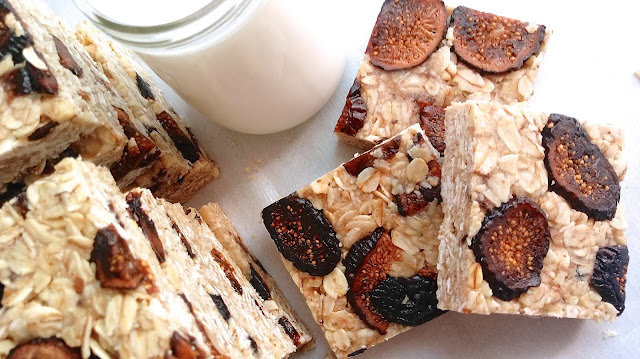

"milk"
[85,0,345,134]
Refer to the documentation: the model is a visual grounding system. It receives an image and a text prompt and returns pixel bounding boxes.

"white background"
[48,1,639,358]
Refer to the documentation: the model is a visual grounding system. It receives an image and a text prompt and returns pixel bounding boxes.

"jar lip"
[73,0,255,50]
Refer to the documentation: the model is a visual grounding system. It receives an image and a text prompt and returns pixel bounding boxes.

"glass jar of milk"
[75,0,345,134]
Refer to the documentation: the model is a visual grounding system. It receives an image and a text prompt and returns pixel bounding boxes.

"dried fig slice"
[126,192,165,263]
[0,182,25,207]
[369,272,445,326]
[156,111,201,164]
[90,224,146,290]
[166,331,206,359]
[542,114,620,221]
[25,51,58,94]
[347,228,401,334]
[210,247,243,294]
[110,107,160,181]
[418,104,446,156]
[28,120,59,141]
[366,0,447,70]
[395,186,438,216]
[209,293,231,321]
[249,265,271,300]
[451,6,545,73]
[278,316,302,347]
[343,136,401,176]
[262,195,340,276]
[470,197,550,301]
[395,159,441,215]
[348,348,367,357]
[8,338,80,359]
[52,36,83,77]
[591,245,628,314]
[136,73,155,100]
[334,78,367,136]
[343,227,385,285]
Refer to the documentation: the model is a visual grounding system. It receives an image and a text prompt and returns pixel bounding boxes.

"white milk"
[80,0,345,134]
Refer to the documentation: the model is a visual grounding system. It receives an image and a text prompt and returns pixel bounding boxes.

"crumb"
[253,159,262,164]
[245,167,252,173]
[248,174,255,181]
[603,329,617,339]
[252,234,257,238]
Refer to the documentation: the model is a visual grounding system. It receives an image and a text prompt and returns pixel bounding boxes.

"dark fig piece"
[334,78,367,136]
[52,36,83,77]
[110,107,159,181]
[262,195,340,276]
[126,192,165,263]
[210,247,243,294]
[8,338,80,359]
[25,53,58,94]
[395,159,441,215]
[167,331,206,359]
[396,191,426,216]
[136,73,155,100]
[278,316,302,347]
[419,104,446,156]
[209,293,231,321]
[249,265,271,301]
[591,245,628,314]
[177,295,219,356]
[248,336,259,354]
[28,120,59,141]
[0,182,25,207]
[3,67,32,95]
[542,114,620,221]
[0,33,31,64]
[470,197,550,301]
[370,272,445,326]
[347,228,401,334]
[343,136,401,176]
[156,111,201,163]
[344,227,385,285]
[13,191,28,218]
[90,224,146,290]
[366,0,447,70]
[348,348,367,357]
[171,220,195,259]
[0,281,3,309]
[451,6,545,73]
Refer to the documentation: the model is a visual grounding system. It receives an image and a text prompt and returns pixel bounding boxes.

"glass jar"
[74,0,345,134]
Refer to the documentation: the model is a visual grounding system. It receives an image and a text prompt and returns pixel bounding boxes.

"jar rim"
[73,0,256,51]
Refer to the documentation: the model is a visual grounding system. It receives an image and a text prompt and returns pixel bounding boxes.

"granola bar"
[158,199,312,357]
[0,158,212,358]
[0,0,100,184]
[334,1,551,150]
[18,0,159,188]
[75,22,190,192]
[437,101,627,321]
[0,157,312,358]
[112,46,219,203]
[76,22,218,203]
[262,124,445,358]
[199,203,313,352]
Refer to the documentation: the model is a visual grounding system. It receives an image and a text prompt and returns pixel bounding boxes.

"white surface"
[49,0,639,358]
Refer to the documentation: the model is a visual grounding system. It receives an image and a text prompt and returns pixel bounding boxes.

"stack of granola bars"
[0,0,315,358]
[0,0,218,205]
[261,1,628,357]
